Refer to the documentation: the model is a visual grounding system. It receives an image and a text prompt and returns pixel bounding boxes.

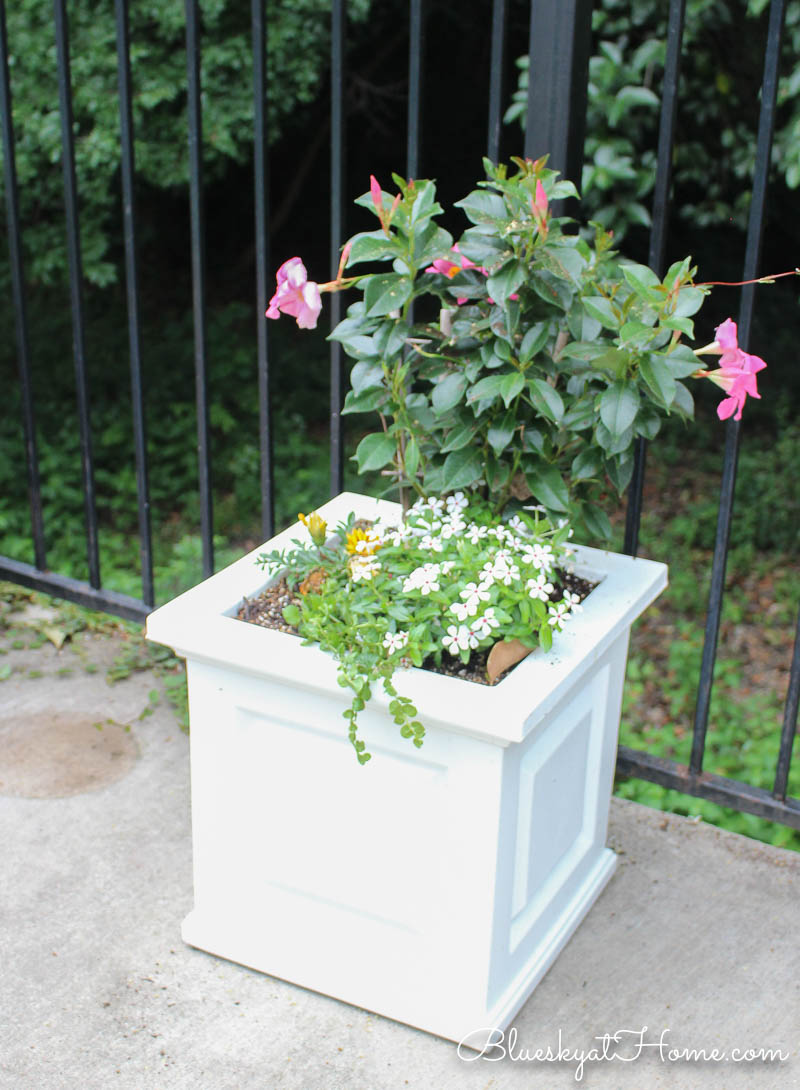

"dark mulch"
[237,570,597,686]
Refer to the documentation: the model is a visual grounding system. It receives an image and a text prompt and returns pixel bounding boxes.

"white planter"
[146,491,666,1044]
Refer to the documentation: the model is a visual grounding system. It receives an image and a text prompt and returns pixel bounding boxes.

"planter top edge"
[145,492,667,746]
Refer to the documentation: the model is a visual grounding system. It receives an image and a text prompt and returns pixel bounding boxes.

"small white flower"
[465,522,488,545]
[403,562,441,595]
[521,542,555,572]
[450,601,470,622]
[563,590,583,613]
[349,555,380,582]
[382,630,409,654]
[507,514,526,533]
[486,552,520,586]
[419,533,444,553]
[548,601,571,626]
[470,607,500,640]
[440,560,456,575]
[445,491,468,511]
[526,572,555,602]
[459,580,491,615]
[442,623,477,655]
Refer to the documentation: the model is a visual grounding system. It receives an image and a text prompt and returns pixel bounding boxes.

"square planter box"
[146,491,666,1044]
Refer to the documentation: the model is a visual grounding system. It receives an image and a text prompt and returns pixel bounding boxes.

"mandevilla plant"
[264,156,778,761]
[268,157,771,539]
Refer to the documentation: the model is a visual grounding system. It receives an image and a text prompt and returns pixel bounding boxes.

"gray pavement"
[1,609,799,1089]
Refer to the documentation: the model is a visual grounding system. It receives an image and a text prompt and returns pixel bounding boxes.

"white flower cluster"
[390,494,581,659]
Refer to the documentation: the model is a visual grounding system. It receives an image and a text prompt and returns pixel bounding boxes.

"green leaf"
[561,340,606,362]
[349,360,384,393]
[605,453,635,494]
[404,435,420,479]
[282,604,301,626]
[620,262,661,294]
[590,348,630,380]
[342,387,387,414]
[580,503,613,541]
[487,259,525,307]
[662,315,695,337]
[639,355,677,408]
[353,432,396,472]
[441,447,483,491]
[346,230,400,266]
[582,295,620,330]
[672,286,706,318]
[500,371,525,407]
[531,271,574,311]
[561,400,596,431]
[671,381,695,419]
[440,418,480,452]
[519,322,550,362]
[432,372,467,414]
[527,378,564,422]
[487,410,517,455]
[524,464,570,512]
[467,374,506,406]
[620,320,657,349]
[454,189,508,224]
[615,84,660,110]
[541,244,586,287]
[414,224,454,267]
[599,382,640,438]
[666,344,704,378]
[571,448,603,481]
[405,392,436,431]
[363,273,412,316]
[595,421,633,455]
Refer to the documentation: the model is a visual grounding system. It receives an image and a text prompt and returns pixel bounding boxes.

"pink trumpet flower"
[694,317,766,421]
[425,244,484,304]
[265,257,322,330]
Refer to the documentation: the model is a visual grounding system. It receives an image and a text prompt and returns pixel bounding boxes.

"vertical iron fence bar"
[524,0,592,186]
[185,0,214,578]
[252,0,273,540]
[623,0,687,558]
[329,0,346,498]
[690,0,786,774]
[53,0,101,589]
[774,607,800,800]
[487,0,507,162]
[407,0,423,179]
[114,0,154,609]
[0,0,46,570]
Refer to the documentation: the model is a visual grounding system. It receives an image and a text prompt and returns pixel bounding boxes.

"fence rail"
[1,0,798,831]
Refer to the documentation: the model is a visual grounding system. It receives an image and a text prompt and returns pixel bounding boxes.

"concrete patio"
[1,614,798,1089]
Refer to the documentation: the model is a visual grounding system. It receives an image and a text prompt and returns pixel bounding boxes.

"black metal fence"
[1,0,798,830]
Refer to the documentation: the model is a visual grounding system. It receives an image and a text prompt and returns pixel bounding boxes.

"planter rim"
[146,491,667,746]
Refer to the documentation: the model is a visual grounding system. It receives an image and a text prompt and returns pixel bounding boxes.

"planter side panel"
[486,632,629,1021]
[182,659,508,1039]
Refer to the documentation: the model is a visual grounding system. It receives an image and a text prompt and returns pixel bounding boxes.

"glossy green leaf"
[524,464,569,512]
[599,382,640,438]
[639,355,677,407]
[432,372,467,414]
[354,432,396,472]
[363,273,412,316]
[527,378,565,422]
[441,447,483,491]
